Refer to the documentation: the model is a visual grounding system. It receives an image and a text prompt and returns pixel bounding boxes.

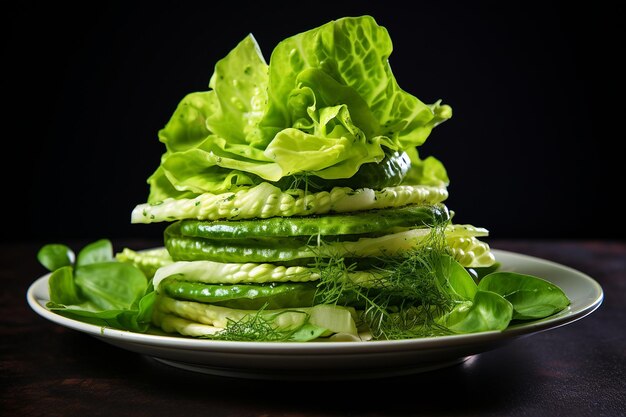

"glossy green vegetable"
[159,279,318,310]
[165,225,436,263]
[270,150,412,191]
[158,274,382,310]
[179,204,449,239]
[165,220,495,268]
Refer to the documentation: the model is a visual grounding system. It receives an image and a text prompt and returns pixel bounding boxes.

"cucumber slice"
[179,204,449,239]
[164,231,315,263]
[165,224,432,263]
[271,151,411,191]
[159,279,318,309]
[159,278,371,309]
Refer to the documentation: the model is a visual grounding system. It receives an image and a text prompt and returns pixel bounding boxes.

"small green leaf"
[74,262,147,310]
[436,255,477,301]
[76,239,113,267]
[442,290,513,333]
[48,266,82,305]
[37,244,75,271]
[478,272,571,320]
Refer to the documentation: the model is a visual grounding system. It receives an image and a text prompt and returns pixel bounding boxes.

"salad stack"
[41,15,570,341]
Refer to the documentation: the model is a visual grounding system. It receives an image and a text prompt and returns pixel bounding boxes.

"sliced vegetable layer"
[131,182,448,223]
[179,204,449,239]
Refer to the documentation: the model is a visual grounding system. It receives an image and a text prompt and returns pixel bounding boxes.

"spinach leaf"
[76,239,114,267]
[478,272,570,320]
[40,239,154,333]
[441,290,513,333]
[436,254,478,301]
[74,262,147,311]
[37,244,75,271]
[48,266,82,305]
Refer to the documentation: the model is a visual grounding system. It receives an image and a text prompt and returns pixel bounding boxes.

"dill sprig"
[312,254,362,305]
[281,171,324,194]
[202,305,309,342]
[312,224,457,340]
[196,217,457,342]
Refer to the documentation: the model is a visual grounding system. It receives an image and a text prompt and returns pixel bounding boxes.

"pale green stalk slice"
[152,261,319,289]
[131,182,448,223]
[155,295,358,335]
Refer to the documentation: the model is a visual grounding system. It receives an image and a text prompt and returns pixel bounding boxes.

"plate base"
[26,249,604,381]
[151,355,473,380]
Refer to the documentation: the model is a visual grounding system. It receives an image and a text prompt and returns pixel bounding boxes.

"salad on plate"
[36,15,570,342]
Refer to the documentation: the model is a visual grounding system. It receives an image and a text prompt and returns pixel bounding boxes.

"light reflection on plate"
[26,249,603,380]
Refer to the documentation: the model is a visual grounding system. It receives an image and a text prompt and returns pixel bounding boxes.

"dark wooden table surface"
[2,239,624,417]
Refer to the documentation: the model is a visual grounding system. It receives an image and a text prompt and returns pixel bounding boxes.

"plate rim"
[26,248,604,355]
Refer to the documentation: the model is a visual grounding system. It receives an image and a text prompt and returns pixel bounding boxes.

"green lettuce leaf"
[260,15,447,148]
[145,15,452,200]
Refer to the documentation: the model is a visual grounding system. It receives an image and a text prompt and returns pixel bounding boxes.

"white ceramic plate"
[26,249,603,380]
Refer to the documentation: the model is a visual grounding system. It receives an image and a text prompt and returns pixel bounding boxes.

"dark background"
[4,1,623,243]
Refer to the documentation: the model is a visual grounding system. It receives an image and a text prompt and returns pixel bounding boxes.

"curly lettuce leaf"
[403,147,450,187]
[148,35,273,201]
[261,16,449,146]
[145,15,452,200]
[205,34,268,146]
